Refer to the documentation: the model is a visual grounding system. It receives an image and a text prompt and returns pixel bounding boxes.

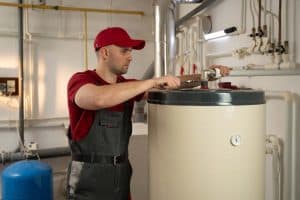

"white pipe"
[24,3,34,119]
[250,0,256,28]
[239,0,247,34]
[228,68,300,76]
[283,0,288,42]
[196,16,204,70]
[263,0,267,25]
[265,91,297,200]
[154,1,163,78]
[266,134,282,200]
[291,93,297,200]
[288,0,296,63]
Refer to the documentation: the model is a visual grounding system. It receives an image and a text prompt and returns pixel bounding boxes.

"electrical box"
[0,77,19,96]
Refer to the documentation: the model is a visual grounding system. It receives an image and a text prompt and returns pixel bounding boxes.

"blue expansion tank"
[1,160,53,200]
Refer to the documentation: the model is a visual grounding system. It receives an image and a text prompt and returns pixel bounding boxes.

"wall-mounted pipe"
[0,147,70,164]
[278,0,282,46]
[154,0,164,77]
[166,0,177,75]
[18,0,25,147]
[0,2,144,16]
[265,91,298,200]
[154,0,219,77]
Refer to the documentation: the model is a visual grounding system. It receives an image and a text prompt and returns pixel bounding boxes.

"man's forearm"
[96,79,154,107]
[75,79,155,110]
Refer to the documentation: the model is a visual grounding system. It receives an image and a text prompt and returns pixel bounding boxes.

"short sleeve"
[67,72,95,103]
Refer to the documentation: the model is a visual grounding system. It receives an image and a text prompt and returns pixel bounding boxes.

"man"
[66,27,230,200]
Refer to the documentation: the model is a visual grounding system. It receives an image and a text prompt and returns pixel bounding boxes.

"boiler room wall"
[179,1,300,200]
[0,0,152,199]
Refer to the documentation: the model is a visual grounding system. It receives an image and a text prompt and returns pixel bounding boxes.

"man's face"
[105,45,133,75]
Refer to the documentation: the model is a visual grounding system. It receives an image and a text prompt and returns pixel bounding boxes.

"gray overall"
[66,102,132,200]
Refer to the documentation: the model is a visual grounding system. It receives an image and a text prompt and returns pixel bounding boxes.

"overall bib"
[67,102,132,200]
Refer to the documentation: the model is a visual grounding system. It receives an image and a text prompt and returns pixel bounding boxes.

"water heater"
[148,89,266,200]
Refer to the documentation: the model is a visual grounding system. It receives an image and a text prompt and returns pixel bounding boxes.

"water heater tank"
[148,89,266,200]
[1,160,53,200]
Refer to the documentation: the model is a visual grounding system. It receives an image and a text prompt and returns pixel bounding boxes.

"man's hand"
[152,75,181,89]
[209,65,232,76]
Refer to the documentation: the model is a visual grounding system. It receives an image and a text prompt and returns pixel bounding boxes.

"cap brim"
[115,39,145,50]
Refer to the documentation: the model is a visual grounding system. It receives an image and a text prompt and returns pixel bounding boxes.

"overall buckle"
[113,155,118,166]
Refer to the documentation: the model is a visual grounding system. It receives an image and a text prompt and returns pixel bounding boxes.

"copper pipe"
[0,2,144,16]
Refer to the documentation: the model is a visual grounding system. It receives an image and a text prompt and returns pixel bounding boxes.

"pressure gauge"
[230,135,241,146]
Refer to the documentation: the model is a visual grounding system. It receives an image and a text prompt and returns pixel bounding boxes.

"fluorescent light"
[204,30,226,40]
[204,26,237,40]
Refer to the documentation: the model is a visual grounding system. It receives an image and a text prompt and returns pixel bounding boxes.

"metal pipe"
[166,0,177,75]
[154,0,215,77]
[258,0,262,29]
[18,0,25,147]
[278,0,282,45]
[0,2,144,16]
[0,147,70,164]
[175,0,218,29]
[154,0,164,77]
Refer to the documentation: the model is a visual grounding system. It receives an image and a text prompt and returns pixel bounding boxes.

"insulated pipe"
[18,0,25,147]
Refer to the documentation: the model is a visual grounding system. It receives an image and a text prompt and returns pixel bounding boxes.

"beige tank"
[148,89,266,200]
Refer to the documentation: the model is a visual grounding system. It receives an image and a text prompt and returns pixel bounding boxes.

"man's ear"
[100,47,109,60]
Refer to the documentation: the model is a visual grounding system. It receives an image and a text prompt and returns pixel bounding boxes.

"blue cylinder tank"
[1,160,53,200]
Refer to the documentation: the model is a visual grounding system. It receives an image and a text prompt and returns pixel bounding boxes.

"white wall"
[0,0,152,199]
[0,0,299,200]
[179,1,300,200]
[0,0,153,150]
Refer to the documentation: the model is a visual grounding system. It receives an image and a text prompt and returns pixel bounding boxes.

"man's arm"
[75,76,180,110]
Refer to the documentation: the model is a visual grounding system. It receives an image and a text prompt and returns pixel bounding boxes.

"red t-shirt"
[67,70,144,141]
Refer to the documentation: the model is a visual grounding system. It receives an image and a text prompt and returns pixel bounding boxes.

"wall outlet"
[0,77,18,96]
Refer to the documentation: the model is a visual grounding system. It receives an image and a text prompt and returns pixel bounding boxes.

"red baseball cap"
[94,27,145,50]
